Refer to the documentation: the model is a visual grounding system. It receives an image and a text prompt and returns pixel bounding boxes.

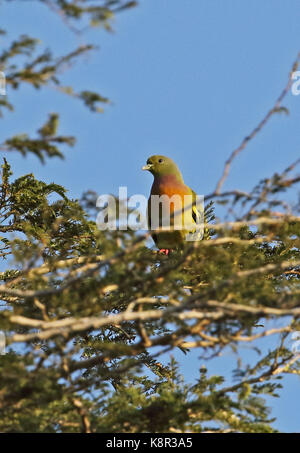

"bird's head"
[142,155,183,181]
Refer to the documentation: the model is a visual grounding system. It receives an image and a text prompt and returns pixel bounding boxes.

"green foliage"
[1,113,76,162]
[0,0,299,434]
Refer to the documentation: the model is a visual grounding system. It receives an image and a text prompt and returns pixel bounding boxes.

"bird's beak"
[142,163,153,171]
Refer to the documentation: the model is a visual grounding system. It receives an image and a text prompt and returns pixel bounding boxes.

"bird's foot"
[158,248,171,256]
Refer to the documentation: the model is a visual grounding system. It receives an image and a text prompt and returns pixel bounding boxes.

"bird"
[142,155,205,254]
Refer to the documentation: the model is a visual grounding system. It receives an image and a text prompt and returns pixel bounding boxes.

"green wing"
[191,190,214,240]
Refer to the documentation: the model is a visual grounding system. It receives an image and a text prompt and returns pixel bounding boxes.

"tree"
[0,0,299,433]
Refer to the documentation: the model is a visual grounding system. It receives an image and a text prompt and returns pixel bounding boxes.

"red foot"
[159,249,170,255]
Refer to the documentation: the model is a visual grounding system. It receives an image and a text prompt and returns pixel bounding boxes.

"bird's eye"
[158,159,163,163]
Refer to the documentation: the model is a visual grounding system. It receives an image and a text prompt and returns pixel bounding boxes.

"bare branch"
[214,51,300,194]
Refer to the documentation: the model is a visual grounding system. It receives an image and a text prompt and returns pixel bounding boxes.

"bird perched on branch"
[142,155,210,254]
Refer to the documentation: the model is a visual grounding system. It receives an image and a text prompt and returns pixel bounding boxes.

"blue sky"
[1,0,300,431]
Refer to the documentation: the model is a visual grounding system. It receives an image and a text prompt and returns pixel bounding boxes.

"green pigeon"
[142,155,204,254]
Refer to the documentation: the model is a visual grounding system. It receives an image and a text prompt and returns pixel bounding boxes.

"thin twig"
[214,51,300,194]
